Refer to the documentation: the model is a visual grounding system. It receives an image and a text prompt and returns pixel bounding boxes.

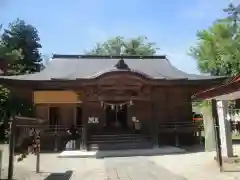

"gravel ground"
[0,144,240,180]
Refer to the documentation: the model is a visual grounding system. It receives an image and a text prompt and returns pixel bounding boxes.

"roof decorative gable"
[114,58,129,70]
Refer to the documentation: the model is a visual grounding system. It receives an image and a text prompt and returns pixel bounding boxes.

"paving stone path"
[1,156,186,180]
[1,144,240,180]
[103,157,186,180]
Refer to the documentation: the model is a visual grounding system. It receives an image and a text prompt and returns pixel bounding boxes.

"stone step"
[89,142,153,150]
[92,131,134,134]
[88,132,153,150]
[90,135,151,141]
[89,141,153,147]
[91,133,142,137]
[91,133,150,138]
[88,138,152,144]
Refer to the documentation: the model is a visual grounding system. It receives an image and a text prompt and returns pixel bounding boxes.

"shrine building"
[0,55,226,151]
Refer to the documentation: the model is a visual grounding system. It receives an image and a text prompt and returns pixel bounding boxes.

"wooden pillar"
[198,129,202,145]
[151,102,159,148]
[8,116,16,180]
[128,102,133,132]
[34,129,41,173]
[76,90,88,151]
[53,127,58,152]
[81,101,88,150]
[174,125,179,147]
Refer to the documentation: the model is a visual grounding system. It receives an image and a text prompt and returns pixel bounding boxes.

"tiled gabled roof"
[0,55,224,81]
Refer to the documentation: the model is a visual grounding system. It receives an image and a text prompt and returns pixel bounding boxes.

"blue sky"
[0,0,235,74]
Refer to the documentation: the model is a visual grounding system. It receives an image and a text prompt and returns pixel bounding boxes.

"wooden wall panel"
[33,91,81,104]
[152,86,192,124]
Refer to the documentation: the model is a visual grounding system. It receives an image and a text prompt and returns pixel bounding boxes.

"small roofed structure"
[192,76,240,159]
[193,76,240,100]
[0,55,227,151]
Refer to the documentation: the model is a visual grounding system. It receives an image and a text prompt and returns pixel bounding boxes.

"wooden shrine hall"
[0,55,226,151]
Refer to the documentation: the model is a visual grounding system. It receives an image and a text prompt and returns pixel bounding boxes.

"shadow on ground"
[182,144,205,154]
[44,170,73,180]
[233,139,240,144]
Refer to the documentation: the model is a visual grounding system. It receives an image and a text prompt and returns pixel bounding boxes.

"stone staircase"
[88,132,153,150]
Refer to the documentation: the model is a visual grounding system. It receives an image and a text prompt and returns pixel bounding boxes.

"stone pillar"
[204,108,216,151]
[217,100,233,157]
[204,117,216,151]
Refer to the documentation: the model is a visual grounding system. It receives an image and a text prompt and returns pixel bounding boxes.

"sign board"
[88,117,99,124]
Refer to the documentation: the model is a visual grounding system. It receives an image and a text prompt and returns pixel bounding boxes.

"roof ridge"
[52,54,166,59]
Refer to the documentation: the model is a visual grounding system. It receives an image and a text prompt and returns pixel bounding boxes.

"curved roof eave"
[0,55,227,82]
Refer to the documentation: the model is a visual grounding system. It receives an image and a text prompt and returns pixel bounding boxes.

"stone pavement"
[1,156,186,180]
[1,144,240,180]
[100,157,186,180]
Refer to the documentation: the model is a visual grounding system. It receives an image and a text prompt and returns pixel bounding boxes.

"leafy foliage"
[190,3,240,108]
[223,3,240,36]
[0,34,22,123]
[189,18,240,76]
[2,19,43,74]
[86,36,159,56]
[0,19,43,124]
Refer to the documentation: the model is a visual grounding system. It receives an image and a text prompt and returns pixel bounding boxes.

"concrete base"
[214,155,240,164]
[58,146,186,158]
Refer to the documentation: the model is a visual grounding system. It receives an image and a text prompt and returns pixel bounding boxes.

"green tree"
[190,4,240,108]
[0,19,42,124]
[0,31,23,140]
[189,18,240,76]
[0,36,23,120]
[223,3,240,36]
[0,43,22,63]
[2,19,43,74]
[86,36,159,55]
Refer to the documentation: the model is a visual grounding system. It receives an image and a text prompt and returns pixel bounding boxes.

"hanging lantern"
[111,104,114,110]
[120,104,123,109]
[101,101,103,107]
